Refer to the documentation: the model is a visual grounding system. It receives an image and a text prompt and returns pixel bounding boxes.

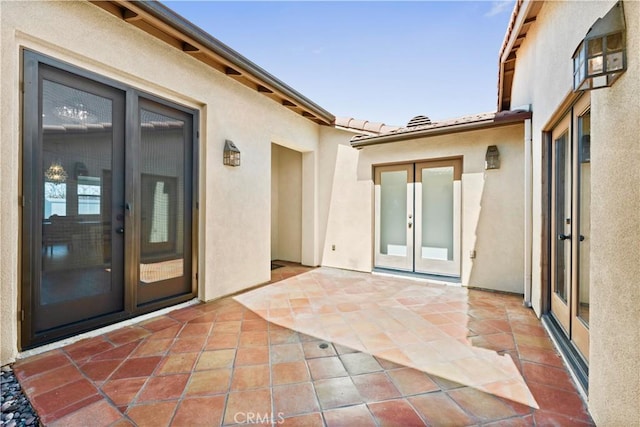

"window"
[77,176,101,215]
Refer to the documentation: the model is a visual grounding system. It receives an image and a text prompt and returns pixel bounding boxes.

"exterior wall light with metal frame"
[573,1,626,91]
[485,145,500,170]
[223,140,240,166]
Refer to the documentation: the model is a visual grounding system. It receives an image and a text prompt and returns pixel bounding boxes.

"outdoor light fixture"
[573,1,626,91]
[485,145,500,170]
[223,140,240,166]
[45,161,68,183]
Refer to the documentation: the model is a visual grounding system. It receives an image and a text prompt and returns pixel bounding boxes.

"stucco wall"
[318,126,374,272]
[508,1,640,424]
[589,2,640,424]
[321,124,525,293]
[0,0,323,364]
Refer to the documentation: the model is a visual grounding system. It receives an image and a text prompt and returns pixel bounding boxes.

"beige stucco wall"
[0,0,326,364]
[589,2,640,424]
[509,0,640,423]
[321,124,526,293]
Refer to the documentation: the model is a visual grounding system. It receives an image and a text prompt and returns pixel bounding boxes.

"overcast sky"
[163,1,515,126]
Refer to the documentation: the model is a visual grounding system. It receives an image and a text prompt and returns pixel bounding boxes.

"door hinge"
[19,195,25,207]
[19,310,25,322]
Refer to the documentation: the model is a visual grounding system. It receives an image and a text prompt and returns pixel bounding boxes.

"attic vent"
[407,115,432,127]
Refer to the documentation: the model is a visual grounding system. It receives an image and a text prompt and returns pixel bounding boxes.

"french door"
[550,95,590,361]
[374,159,461,277]
[22,52,196,348]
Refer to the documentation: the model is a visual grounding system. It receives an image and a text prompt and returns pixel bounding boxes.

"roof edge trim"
[350,111,531,149]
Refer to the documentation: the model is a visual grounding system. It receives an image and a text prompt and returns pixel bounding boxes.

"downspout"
[523,115,533,307]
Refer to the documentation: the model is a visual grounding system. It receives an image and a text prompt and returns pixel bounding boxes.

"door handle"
[558,233,571,241]
[579,235,585,242]
[116,227,125,234]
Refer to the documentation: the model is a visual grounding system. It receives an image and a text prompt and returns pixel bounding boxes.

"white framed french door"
[374,164,414,271]
[374,159,462,277]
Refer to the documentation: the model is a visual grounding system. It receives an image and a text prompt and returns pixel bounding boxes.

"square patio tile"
[273,382,320,416]
[313,377,362,409]
[323,404,377,427]
[307,357,348,380]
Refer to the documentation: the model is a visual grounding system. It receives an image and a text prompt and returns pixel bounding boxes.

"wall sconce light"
[45,161,68,183]
[485,145,500,170]
[573,1,626,91]
[223,140,240,167]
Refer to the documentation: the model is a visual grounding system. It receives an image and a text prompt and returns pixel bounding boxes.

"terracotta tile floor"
[12,265,594,426]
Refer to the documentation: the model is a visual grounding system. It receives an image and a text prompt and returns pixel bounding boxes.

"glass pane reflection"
[140,109,185,283]
[554,132,569,303]
[578,111,591,326]
[41,80,113,305]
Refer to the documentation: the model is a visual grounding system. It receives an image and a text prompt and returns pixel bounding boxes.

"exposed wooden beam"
[182,42,199,52]
[122,9,140,21]
[257,85,273,94]
[302,112,315,118]
[524,16,537,25]
[282,100,297,107]
[225,67,241,76]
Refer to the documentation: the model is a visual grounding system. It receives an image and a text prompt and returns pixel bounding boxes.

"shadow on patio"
[13,266,593,426]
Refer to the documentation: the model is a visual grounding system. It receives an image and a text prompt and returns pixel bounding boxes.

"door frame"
[20,50,199,349]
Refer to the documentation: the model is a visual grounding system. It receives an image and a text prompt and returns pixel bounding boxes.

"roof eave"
[350,111,531,149]
[92,1,335,125]
[497,0,543,112]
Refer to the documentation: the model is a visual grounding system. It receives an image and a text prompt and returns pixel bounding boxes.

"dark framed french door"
[21,51,197,349]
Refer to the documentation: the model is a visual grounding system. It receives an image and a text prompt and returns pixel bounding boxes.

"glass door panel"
[551,116,572,335]
[34,68,125,333]
[137,103,193,305]
[374,165,413,271]
[414,160,461,276]
[571,100,591,360]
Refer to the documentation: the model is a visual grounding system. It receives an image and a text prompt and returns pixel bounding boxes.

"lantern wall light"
[573,1,626,91]
[223,140,240,167]
[485,145,500,170]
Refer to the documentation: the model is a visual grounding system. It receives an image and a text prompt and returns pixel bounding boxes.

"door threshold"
[372,268,462,286]
[17,298,200,361]
[542,314,589,399]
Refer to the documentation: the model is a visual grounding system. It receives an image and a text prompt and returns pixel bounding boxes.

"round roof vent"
[407,115,432,127]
